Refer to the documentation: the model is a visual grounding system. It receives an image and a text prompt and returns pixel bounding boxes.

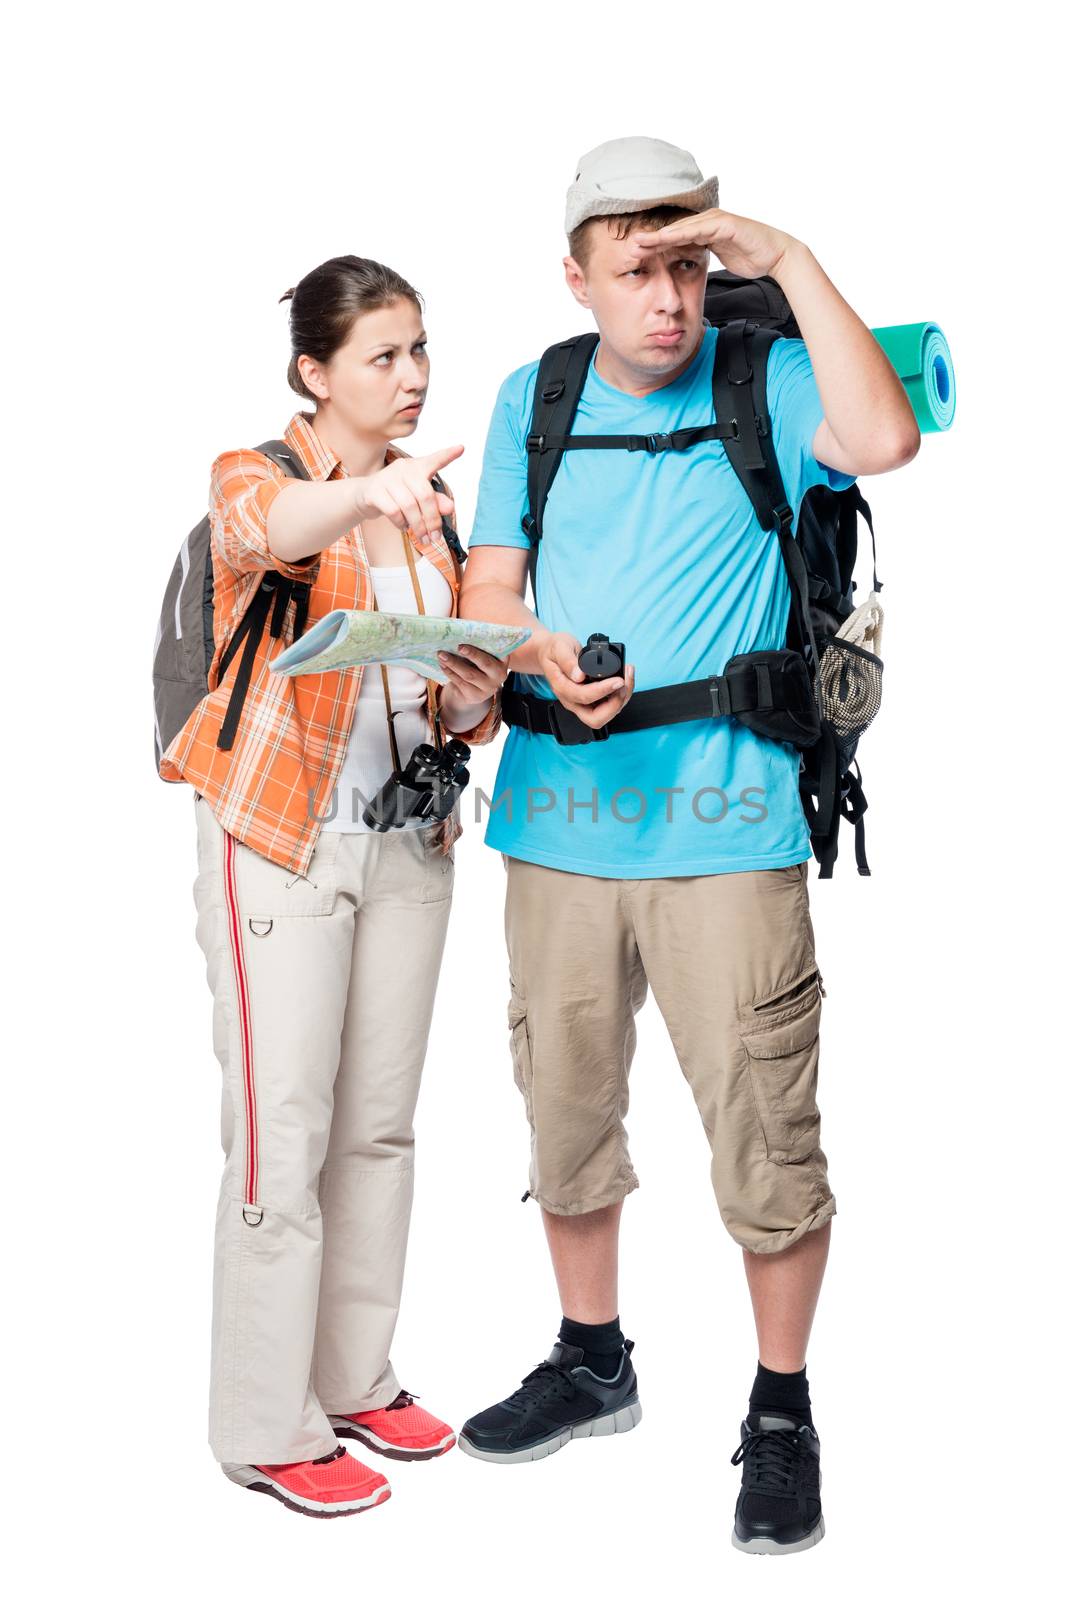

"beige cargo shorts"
[503,856,836,1254]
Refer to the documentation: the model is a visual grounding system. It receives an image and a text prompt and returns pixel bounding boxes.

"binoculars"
[363,738,471,832]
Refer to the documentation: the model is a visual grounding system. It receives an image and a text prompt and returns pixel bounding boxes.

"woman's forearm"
[266,478,367,565]
[439,688,492,731]
[459,579,550,676]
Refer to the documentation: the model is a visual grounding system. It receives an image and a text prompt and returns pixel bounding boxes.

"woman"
[160,255,506,1517]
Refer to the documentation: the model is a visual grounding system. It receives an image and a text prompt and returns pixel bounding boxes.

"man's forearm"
[773,243,920,471]
[459,579,549,675]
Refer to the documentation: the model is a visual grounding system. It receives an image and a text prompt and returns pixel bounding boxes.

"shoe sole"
[732,1517,826,1556]
[457,1398,642,1464]
[327,1419,457,1462]
[221,1462,391,1518]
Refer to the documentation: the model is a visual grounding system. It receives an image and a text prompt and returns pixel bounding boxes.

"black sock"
[747,1362,813,1429]
[559,1315,625,1379]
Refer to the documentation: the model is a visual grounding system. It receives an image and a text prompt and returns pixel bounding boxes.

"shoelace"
[500,1361,578,1416]
[385,1390,419,1411]
[730,1429,806,1493]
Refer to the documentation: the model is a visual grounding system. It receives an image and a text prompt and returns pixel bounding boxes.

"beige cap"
[565,136,719,236]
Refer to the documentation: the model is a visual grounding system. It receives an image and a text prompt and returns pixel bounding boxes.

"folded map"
[269,609,531,684]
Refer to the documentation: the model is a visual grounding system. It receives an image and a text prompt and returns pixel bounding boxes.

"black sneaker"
[458,1339,641,1463]
[731,1414,825,1554]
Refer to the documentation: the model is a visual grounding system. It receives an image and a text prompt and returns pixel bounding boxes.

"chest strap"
[526,419,738,457]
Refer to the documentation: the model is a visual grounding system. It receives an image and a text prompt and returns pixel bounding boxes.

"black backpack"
[508,270,883,879]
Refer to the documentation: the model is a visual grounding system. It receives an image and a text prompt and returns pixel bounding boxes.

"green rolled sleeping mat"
[869,321,956,432]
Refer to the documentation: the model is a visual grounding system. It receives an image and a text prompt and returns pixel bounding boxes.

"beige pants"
[193,793,454,1464]
[503,857,835,1254]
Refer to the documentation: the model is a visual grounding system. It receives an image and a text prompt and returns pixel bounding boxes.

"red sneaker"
[222,1444,390,1517]
[329,1391,457,1461]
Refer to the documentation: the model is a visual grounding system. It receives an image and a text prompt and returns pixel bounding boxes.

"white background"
[5,2,1063,1595]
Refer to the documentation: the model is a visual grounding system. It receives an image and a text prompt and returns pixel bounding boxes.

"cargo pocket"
[740,967,824,1165]
[507,983,535,1122]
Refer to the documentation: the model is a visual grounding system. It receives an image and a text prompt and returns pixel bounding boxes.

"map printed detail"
[269,609,531,684]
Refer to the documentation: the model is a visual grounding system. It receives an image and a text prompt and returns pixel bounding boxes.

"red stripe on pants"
[223,831,258,1205]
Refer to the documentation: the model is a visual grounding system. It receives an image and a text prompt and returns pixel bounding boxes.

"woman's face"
[304,298,429,441]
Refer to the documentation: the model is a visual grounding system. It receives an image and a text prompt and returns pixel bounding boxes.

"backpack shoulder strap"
[256,439,311,483]
[522,334,599,594]
[711,322,791,531]
[713,321,823,665]
[430,473,468,572]
[716,331,879,879]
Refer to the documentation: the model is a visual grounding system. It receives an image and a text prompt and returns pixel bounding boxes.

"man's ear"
[297,352,330,402]
[563,255,592,310]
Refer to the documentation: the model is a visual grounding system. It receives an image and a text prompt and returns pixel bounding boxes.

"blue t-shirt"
[468,327,855,879]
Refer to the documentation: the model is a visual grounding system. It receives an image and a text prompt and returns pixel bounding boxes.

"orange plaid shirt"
[160,412,502,873]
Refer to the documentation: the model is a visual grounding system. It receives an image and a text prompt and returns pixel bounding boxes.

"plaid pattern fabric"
[160,412,501,873]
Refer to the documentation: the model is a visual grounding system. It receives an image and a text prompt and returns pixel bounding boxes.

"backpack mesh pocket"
[816,638,883,742]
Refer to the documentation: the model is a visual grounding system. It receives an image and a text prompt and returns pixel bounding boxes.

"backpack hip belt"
[502,647,820,749]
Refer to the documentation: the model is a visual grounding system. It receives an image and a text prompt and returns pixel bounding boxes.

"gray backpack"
[152,440,311,773]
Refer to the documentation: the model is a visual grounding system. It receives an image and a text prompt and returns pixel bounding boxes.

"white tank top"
[321,557,453,834]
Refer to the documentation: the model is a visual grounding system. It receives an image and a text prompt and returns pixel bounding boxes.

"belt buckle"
[548,703,607,746]
[708,677,731,718]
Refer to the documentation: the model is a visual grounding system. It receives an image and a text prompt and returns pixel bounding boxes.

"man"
[456,137,918,1553]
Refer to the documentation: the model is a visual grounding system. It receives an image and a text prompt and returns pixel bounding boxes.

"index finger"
[630,219,713,249]
[424,444,465,473]
[457,645,505,668]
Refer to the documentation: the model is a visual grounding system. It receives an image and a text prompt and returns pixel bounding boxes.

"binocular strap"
[374,532,445,777]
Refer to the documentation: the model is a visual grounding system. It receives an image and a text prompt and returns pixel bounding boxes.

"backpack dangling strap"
[854,490,881,594]
[292,582,311,640]
[841,764,871,876]
[216,579,276,751]
[806,750,871,880]
[268,578,295,638]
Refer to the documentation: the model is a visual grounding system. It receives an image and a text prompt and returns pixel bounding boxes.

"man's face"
[564,220,709,386]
